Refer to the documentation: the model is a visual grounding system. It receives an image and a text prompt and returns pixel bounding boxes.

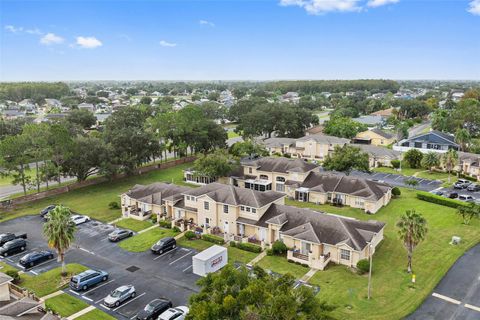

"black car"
[151,237,176,254]
[446,192,459,199]
[0,233,27,246]
[108,229,134,242]
[136,298,172,320]
[40,205,56,217]
[0,239,27,257]
[19,250,54,268]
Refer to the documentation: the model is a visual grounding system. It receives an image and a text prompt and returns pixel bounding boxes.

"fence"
[0,156,195,209]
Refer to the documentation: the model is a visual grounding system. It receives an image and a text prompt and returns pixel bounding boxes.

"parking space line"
[83,296,93,302]
[69,290,81,296]
[79,247,95,255]
[169,251,193,265]
[180,247,190,252]
[30,270,38,275]
[112,292,146,311]
[95,297,105,304]
[183,265,192,272]
[153,248,177,260]
[394,175,403,181]
[465,304,480,313]
[384,174,391,178]
[432,292,461,305]
[83,279,115,295]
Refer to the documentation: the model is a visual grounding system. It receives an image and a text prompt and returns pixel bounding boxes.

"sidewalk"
[67,305,96,319]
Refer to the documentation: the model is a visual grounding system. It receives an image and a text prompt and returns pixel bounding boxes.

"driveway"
[407,244,480,320]
[0,215,200,320]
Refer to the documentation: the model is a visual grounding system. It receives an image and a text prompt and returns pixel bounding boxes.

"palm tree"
[396,210,428,273]
[43,205,76,275]
[442,149,458,183]
[421,152,440,173]
[455,128,471,152]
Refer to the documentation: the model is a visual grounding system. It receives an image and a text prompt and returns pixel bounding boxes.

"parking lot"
[350,170,443,191]
[0,215,200,320]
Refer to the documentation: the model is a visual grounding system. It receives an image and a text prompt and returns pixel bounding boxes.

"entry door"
[239,224,245,237]
[224,221,229,233]
[259,228,266,241]
[301,242,311,255]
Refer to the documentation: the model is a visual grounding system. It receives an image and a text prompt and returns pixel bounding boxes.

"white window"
[246,207,251,212]
[186,196,190,201]
[240,206,245,211]
[252,208,256,213]
[340,249,351,260]
[248,168,252,174]
[355,199,364,206]
[276,184,285,192]
[204,201,209,210]
[224,205,229,214]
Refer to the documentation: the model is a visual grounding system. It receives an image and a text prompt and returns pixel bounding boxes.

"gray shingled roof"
[124,183,190,205]
[183,182,285,208]
[297,134,350,145]
[262,137,296,148]
[353,144,402,159]
[300,172,391,201]
[370,128,394,139]
[256,204,385,251]
[241,157,318,174]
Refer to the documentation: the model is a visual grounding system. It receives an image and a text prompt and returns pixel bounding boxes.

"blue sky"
[1,0,479,81]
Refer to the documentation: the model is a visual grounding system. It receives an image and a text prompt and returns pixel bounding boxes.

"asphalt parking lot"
[433,185,480,203]
[350,170,443,191]
[0,215,200,320]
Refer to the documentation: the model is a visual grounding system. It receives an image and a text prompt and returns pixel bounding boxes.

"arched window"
[276,176,286,182]
[259,175,269,180]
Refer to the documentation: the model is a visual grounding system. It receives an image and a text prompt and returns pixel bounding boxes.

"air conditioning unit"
[451,236,461,245]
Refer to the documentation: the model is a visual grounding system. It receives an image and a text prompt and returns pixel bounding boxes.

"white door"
[301,242,311,255]
[239,224,245,237]
[260,228,266,241]
[224,221,229,234]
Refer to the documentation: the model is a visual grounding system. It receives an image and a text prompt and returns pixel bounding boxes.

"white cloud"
[159,40,177,47]
[280,0,362,14]
[199,19,215,27]
[26,28,42,35]
[40,33,64,45]
[4,25,23,33]
[76,36,103,48]
[468,0,480,15]
[367,0,398,7]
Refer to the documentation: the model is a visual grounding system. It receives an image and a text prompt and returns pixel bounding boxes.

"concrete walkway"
[67,305,96,319]
[174,231,186,240]
[301,269,318,282]
[107,217,125,225]
[138,224,159,234]
[40,290,64,301]
[247,251,267,266]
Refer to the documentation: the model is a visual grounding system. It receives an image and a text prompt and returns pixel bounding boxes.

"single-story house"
[394,130,459,153]
[354,144,403,168]
[353,128,396,146]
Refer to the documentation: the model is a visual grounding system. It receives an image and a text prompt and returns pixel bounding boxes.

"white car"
[158,306,189,320]
[71,215,91,225]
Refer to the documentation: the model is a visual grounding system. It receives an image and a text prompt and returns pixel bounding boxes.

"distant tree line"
[0,82,71,103]
[263,80,400,94]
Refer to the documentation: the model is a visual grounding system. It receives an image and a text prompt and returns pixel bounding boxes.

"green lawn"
[45,293,89,317]
[416,170,457,182]
[114,218,153,232]
[374,165,455,182]
[19,263,88,297]
[177,236,213,251]
[373,166,419,177]
[228,246,259,265]
[287,188,480,320]
[0,261,20,273]
[0,163,190,223]
[257,255,310,280]
[118,227,179,252]
[75,309,116,320]
[227,131,240,139]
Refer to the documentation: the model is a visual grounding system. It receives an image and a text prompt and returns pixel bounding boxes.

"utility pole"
[367,242,373,300]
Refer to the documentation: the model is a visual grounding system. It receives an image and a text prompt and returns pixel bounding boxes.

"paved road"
[408,121,432,138]
[407,244,480,320]
[0,215,200,319]
[0,176,76,200]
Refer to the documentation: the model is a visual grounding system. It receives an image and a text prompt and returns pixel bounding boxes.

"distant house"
[370,107,395,119]
[77,103,95,113]
[262,138,297,155]
[354,144,402,168]
[1,109,25,120]
[352,115,384,128]
[353,128,396,146]
[458,152,480,181]
[305,125,324,135]
[394,130,459,153]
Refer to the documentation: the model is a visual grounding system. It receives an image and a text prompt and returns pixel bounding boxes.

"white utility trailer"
[192,245,227,277]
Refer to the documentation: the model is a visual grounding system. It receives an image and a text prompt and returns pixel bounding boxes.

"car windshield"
[144,303,156,312]
[156,240,165,245]
[111,289,124,297]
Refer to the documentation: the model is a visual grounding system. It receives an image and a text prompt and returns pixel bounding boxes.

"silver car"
[104,285,136,308]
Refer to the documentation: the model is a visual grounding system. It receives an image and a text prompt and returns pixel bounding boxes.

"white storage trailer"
[192,245,228,277]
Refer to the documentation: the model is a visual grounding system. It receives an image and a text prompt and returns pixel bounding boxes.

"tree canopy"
[323,144,369,174]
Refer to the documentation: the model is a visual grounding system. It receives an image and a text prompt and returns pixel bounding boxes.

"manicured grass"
[288,188,480,320]
[0,163,190,223]
[19,263,88,297]
[373,166,419,177]
[75,308,116,320]
[228,246,258,265]
[227,131,240,139]
[416,170,457,182]
[177,236,213,251]
[118,227,179,252]
[257,255,309,280]
[0,261,20,273]
[374,165,455,182]
[114,218,153,232]
[45,293,89,317]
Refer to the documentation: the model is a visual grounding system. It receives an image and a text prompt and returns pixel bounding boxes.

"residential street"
[408,121,432,138]
[407,244,480,320]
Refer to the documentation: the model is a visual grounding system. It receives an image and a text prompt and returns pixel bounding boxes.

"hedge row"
[201,234,225,245]
[158,220,171,229]
[416,191,471,209]
[231,241,262,253]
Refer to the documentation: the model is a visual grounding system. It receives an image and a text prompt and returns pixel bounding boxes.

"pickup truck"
[0,233,27,246]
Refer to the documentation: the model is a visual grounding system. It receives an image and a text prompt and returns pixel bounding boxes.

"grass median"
[176,236,213,251]
[75,308,116,320]
[256,255,309,279]
[114,218,153,232]
[45,293,89,317]
[118,227,179,252]
[228,246,259,265]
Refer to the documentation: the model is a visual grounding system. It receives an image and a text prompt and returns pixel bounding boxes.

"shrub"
[150,214,158,223]
[392,187,401,197]
[235,242,262,253]
[357,259,370,274]
[185,230,196,240]
[287,259,294,263]
[172,226,181,233]
[108,201,120,210]
[391,159,401,169]
[6,270,20,283]
[229,241,236,247]
[404,149,423,168]
[158,220,172,229]
[202,234,225,245]
[416,191,471,209]
[301,263,309,268]
[266,249,273,256]
[271,240,288,255]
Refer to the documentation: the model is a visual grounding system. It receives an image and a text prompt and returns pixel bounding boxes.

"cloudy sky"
[1,0,479,81]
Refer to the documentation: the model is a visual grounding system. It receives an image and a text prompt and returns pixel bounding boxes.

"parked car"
[445,192,459,199]
[454,179,471,189]
[467,184,480,192]
[70,269,109,291]
[151,237,176,254]
[136,298,172,320]
[0,239,27,257]
[19,250,54,268]
[40,205,56,217]
[429,190,444,196]
[0,233,27,246]
[108,229,134,242]
[104,285,136,308]
[459,194,475,202]
[158,306,189,320]
[71,215,91,225]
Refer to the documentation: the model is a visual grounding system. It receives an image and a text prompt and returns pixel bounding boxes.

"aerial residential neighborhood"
[1,1,480,320]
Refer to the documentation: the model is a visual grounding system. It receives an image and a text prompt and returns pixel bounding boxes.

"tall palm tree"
[396,210,428,273]
[421,152,440,173]
[43,205,76,275]
[455,128,471,152]
[442,149,458,183]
